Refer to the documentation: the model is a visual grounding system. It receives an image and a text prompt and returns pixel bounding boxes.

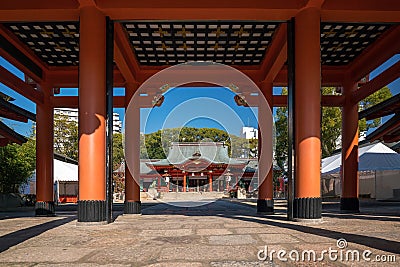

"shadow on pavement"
[140,199,400,255]
[0,216,75,253]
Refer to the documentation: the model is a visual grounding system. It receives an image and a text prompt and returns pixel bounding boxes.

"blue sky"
[1,54,399,137]
[140,87,257,135]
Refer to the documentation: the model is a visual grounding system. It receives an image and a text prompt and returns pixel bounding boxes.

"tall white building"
[54,108,122,133]
[241,126,258,139]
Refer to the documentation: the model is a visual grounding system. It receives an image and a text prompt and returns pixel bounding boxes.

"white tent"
[21,159,78,203]
[53,159,78,203]
[321,142,400,174]
[321,142,400,200]
[53,159,78,182]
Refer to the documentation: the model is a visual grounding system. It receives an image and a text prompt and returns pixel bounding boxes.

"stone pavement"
[0,199,399,266]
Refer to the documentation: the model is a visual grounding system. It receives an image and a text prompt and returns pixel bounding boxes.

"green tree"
[321,87,342,157]
[274,86,393,169]
[358,86,392,132]
[112,132,124,170]
[274,88,288,170]
[53,114,126,169]
[141,127,254,159]
[0,138,36,193]
[54,113,78,161]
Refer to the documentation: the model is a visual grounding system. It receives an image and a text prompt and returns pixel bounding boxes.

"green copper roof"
[151,142,246,167]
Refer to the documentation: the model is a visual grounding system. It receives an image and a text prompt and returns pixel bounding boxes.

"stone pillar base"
[124,201,141,214]
[257,199,274,214]
[293,197,321,219]
[35,201,55,216]
[78,200,106,222]
[340,197,360,213]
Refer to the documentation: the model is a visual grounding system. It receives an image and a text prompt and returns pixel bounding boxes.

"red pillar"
[257,81,274,213]
[78,6,107,222]
[183,174,187,192]
[208,173,213,192]
[35,84,54,216]
[294,7,322,219]
[124,82,141,214]
[341,80,360,212]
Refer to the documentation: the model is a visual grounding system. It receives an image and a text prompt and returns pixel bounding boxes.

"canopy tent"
[21,158,78,203]
[321,142,400,175]
[321,142,400,200]
[53,159,78,182]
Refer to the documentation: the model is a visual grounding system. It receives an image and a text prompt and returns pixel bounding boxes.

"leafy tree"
[321,87,342,157]
[359,86,392,132]
[0,138,36,193]
[274,88,288,170]
[143,129,165,159]
[141,127,256,159]
[274,86,393,169]
[54,113,78,161]
[112,132,124,170]
[53,114,125,169]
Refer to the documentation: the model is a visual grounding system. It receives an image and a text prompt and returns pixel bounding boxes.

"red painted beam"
[352,60,400,104]
[0,65,43,104]
[1,0,400,22]
[370,119,400,142]
[260,23,287,83]
[274,66,346,86]
[137,66,263,88]
[272,95,345,107]
[114,23,140,84]
[383,134,400,143]
[51,96,126,108]
[0,1,79,22]
[347,25,400,83]
[0,108,28,122]
[46,67,126,88]
[322,0,400,22]
[97,0,300,21]
[0,25,47,83]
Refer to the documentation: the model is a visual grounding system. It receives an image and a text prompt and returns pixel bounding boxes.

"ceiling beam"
[0,25,47,83]
[46,67,126,88]
[272,95,345,107]
[1,0,400,22]
[352,60,400,104]
[0,108,28,122]
[0,97,36,122]
[0,65,44,104]
[322,0,400,22]
[51,96,126,108]
[96,0,301,21]
[0,0,79,22]
[346,25,400,83]
[114,23,140,84]
[367,114,400,142]
[274,66,346,86]
[51,95,163,109]
[260,23,287,83]
[0,120,27,145]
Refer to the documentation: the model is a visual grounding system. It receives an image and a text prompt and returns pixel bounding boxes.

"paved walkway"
[0,199,399,266]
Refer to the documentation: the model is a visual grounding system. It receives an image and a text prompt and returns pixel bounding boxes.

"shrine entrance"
[1,1,399,223]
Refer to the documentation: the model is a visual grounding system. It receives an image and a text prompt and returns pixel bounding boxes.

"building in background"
[241,126,258,139]
[54,108,122,133]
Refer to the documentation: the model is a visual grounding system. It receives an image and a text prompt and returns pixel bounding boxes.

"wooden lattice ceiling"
[2,21,393,67]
